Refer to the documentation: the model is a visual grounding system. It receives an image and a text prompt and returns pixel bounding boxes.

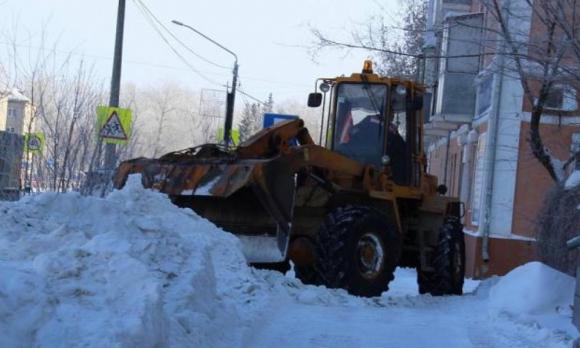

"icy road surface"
[0,176,577,347]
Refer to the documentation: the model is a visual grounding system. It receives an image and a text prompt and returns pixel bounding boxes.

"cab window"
[333,83,388,167]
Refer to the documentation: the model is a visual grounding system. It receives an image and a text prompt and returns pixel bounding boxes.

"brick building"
[422,0,580,277]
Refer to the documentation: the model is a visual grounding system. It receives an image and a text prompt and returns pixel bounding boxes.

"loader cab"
[309,61,424,186]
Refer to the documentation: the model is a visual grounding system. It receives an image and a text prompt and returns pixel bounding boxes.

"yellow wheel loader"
[113,61,465,297]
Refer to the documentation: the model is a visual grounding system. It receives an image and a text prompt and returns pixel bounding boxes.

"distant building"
[0,131,24,200]
[0,88,35,135]
[422,0,580,278]
[0,89,35,200]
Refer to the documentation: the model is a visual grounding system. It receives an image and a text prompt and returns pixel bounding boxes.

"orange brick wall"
[465,233,537,279]
[512,121,580,238]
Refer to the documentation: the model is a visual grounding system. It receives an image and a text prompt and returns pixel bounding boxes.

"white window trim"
[563,87,577,111]
[471,132,487,226]
[572,133,580,153]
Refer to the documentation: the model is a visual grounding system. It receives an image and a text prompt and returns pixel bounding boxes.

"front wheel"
[314,206,402,297]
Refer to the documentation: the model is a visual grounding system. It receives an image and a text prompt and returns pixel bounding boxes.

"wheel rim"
[356,233,385,279]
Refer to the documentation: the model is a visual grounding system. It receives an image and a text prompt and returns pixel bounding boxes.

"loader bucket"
[113,150,296,263]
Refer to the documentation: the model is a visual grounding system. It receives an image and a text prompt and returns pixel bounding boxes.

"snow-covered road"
[242,269,575,348]
[0,177,577,347]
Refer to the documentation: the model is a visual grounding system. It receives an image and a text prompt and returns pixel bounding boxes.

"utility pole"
[224,63,238,147]
[172,20,239,148]
[104,0,126,171]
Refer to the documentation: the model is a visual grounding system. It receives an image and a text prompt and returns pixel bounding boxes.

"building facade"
[0,89,34,200]
[0,88,34,135]
[0,131,24,200]
[423,0,580,278]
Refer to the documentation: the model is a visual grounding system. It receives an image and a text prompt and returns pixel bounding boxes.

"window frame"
[330,82,390,156]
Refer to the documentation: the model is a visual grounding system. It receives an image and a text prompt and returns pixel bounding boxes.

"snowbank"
[0,175,254,347]
[489,262,575,316]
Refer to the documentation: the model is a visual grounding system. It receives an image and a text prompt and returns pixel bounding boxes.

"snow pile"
[0,175,255,347]
[489,262,575,316]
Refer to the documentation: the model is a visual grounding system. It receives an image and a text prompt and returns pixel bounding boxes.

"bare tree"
[312,0,579,183]
[276,98,322,142]
[1,22,212,195]
[128,82,204,158]
[481,0,580,182]
[239,102,262,142]
[196,88,226,144]
[1,21,108,194]
[32,60,105,192]
[311,0,426,78]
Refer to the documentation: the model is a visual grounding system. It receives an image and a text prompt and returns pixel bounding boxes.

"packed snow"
[0,176,578,347]
[489,262,578,336]
[489,262,575,316]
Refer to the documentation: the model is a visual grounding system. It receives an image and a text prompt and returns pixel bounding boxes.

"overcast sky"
[2,0,399,104]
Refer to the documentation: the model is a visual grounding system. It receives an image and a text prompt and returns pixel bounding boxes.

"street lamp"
[172,20,238,148]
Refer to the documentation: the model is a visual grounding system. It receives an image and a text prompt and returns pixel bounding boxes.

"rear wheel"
[314,206,402,297]
[418,216,465,295]
[252,261,291,274]
[294,264,320,285]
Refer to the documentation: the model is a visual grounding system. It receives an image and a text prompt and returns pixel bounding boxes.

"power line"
[236,76,268,105]
[132,0,224,86]
[0,40,314,93]
[237,88,266,105]
[135,1,269,106]
[317,36,498,59]
[134,0,230,70]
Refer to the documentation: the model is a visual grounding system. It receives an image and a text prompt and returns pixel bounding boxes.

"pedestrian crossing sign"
[97,106,132,144]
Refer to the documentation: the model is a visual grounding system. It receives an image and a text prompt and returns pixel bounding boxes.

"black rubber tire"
[314,205,402,297]
[252,261,291,274]
[418,216,465,296]
[294,264,320,285]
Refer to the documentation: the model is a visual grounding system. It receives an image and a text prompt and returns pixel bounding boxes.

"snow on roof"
[3,88,30,103]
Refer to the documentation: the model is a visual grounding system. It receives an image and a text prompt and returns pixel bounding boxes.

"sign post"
[23,132,45,193]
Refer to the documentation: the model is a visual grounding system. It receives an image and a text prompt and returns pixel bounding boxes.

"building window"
[8,107,16,118]
[435,13,483,116]
[542,85,577,111]
[545,87,563,109]
[476,74,493,116]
